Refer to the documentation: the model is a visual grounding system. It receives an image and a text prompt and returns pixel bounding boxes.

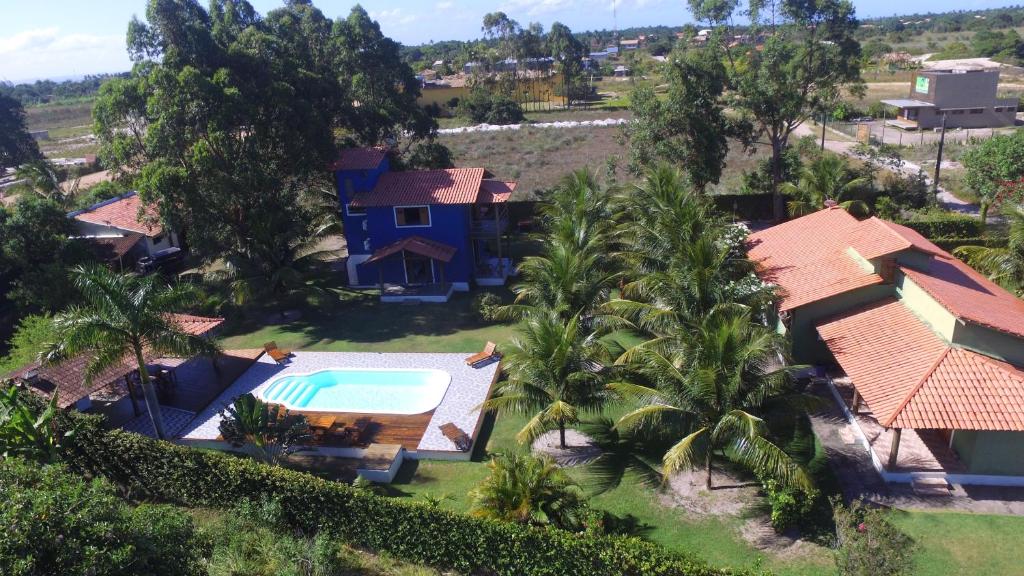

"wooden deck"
[300,409,434,450]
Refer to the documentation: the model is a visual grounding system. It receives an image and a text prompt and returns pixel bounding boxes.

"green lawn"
[220,284,1024,576]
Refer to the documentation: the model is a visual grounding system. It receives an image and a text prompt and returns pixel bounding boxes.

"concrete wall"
[893,272,958,342]
[910,70,1017,129]
[951,321,1024,367]
[336,157,390,258]
[790,283,895,365]
[952,430,1024,475]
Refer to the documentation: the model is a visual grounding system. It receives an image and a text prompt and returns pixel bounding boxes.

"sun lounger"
[464,341,500,367]
[439,422,472,452]
[263,342,292,364]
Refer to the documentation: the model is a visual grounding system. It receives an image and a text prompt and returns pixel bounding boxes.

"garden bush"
[472,291,504,322]
[902,213,983,239]
[832,499,915,576]
[61,414,747,576]
[931,236,1008,251]
[0,457,208,576]
[759,477,820,533]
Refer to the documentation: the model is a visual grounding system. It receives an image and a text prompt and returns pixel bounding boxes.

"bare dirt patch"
[661,467,762,518]
[531,429,602,466]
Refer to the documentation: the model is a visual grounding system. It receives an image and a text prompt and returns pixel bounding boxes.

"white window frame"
[345,203,366,216]
[393,205,432,228]
[402,251,436,285]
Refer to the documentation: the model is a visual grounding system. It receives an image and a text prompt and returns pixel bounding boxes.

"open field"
[23,100,100,158]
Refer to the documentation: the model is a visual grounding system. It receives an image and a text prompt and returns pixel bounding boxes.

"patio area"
[178,351,501,460]
[831,375,967,475]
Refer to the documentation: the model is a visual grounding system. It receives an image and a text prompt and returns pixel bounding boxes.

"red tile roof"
[848,217,943,260]
[901,256,1024,339]
[747,208,885,311]
[364,235,457,265]
[2,314,223,409]
[478,179,517,204]
[328,147,388,171]
[350,168,487,207]
[817,298,1024,431]
[72,192,164,236]
[82,233,146,262]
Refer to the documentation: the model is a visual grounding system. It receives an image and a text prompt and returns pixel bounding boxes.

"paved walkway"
[808,380,1024,515]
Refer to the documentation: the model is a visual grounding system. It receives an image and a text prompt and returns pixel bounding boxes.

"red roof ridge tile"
[882,346,952,428]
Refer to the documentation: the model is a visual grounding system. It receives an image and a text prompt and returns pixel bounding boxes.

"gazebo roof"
[364,235,457,265]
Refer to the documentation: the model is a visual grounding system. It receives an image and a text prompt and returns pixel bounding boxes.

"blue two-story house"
[332,148,517,302]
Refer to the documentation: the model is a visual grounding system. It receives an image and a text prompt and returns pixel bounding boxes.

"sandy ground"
[531,429,602,466]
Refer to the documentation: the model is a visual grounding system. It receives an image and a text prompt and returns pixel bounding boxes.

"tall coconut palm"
[611,309,809,490]
[614,165,724,276]
[43,266,220,439]
[954,204,1024,296]
[499,170,619,322]
[482,312,606,449]
[470,451,587,530]
[782,155,870,217]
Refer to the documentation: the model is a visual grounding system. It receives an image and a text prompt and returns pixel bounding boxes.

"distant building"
[882,67,1019,130]
[619,38,640,50]
[613,65,631,77]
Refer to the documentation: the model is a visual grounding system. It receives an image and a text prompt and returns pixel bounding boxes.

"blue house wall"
[335,157,390,257]
[355,204,473,288]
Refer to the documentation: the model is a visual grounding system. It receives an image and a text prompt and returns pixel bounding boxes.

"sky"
[0,0,1016,82]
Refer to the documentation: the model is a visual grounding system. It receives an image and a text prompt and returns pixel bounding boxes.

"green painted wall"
[789,284,895,365]
[894,273,957,342]
[952,430,1024,475]
[952,322,1024,367]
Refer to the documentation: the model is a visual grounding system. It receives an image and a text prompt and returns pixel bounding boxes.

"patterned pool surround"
[179,352,500,454]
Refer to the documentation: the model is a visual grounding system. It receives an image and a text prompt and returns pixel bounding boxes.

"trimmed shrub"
[902,214,983,239]
[61,418,745,576]
[0,457,208,576]
[473,291,503,322]
[760,477,820,532]
[931,236,1008,251]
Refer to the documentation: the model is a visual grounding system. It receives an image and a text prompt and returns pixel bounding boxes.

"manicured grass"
[893,510,1024,576]
[219,288,517,354]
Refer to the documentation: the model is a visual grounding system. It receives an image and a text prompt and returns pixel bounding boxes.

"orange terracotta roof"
[747,208,884,311]
[71,192,164,236]
[82,233,146,262]
[901,256,1024,338]
[817,298,1024,431]
[2,314,223,409]
[848,217,943,260]
[364,235,457,265]
[477,179,517,204]
[328,147,388,171]
[351,168,487,207]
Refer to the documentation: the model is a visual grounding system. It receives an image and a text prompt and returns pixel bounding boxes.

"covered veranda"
[364,235,457,303]
[880,98,936,130]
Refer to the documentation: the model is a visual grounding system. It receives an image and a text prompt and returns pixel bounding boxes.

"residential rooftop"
[69,191,163,236]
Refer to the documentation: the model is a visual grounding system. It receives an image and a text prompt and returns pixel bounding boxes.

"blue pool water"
[259,368,451,415]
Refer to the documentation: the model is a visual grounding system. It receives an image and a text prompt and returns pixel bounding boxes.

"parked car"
[136,247,184,274]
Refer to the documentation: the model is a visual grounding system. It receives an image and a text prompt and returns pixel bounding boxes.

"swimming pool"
[259,368,452,415]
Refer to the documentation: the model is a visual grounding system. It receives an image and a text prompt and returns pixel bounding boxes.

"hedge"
[931,236,1008,251]
[902,215,983,239]
[62,418,751,576]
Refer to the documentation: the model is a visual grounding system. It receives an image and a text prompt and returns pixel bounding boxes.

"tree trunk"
[771,138,786,222]
[559,420,567,450]
[134,344,167,440]
[705,451,713,490]
[980,201,990,229]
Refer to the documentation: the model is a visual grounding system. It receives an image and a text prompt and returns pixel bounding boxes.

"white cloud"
[370,8,416,27]
[0,28,128,82]
[436,1,455,9]
[500,0,580,17]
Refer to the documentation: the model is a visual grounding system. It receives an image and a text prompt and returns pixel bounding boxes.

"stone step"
[912,477,952,497]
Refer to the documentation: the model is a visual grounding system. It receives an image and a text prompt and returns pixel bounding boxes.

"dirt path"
[792,122,979,215]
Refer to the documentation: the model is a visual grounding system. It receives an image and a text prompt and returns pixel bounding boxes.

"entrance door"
[403,253,434,285]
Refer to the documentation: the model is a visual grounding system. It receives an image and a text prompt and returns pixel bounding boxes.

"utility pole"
[933,112,948,196]
[820,111,827,151]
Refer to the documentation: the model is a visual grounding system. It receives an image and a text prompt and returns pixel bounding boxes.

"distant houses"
[68,192,180,271]
[881,67,1020,130]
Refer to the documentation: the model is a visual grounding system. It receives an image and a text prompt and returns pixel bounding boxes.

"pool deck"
[178,352,500,458]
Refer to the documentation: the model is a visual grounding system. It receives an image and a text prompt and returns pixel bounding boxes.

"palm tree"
[782,155,870,217]
[482,312,606,449]
[611,309,809,490]
[614,165,724,276]
[15,159,78,208]
[218,393,310,465]
[470,451,587,530]
[954,204,1024,296]
[499,170,618,322]
[43,266,220,439]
